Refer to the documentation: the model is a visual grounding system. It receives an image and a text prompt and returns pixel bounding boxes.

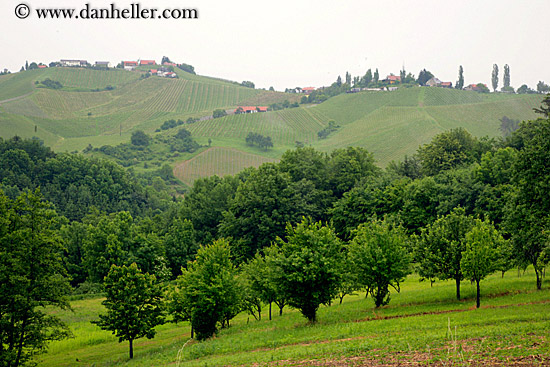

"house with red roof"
[234,106,269,114]
[440,82,453,88]
[384,75,401,84]
[37,64,47,69]
[302,87,316,94]
[140,60,156,66]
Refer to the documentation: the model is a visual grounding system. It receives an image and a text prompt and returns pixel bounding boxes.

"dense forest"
[1,96,549,364]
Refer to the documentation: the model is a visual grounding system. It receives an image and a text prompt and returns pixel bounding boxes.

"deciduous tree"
[92,263,165,359]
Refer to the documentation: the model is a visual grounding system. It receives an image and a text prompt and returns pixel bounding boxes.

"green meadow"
[37,268,550,366]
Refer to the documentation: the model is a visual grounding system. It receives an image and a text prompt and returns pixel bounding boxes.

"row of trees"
[245,132,273,150]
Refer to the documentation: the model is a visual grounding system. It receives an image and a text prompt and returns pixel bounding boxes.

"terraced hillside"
[0,67,544,183]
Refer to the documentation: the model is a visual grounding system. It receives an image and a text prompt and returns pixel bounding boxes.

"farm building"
[140,60,156,66]
[384,75,401,84]
[426,77,442,87]
[123,61,137,71]
[37,64,47,69]
[234,106,269,114]
[465,83,488,92]
[302,87,316,94]
[60,59,88,67]
[440,82,453,88]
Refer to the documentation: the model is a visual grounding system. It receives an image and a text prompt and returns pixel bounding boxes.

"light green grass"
[36,268,550,367]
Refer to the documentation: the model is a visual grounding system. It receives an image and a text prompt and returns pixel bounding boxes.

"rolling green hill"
[0,67,544,186]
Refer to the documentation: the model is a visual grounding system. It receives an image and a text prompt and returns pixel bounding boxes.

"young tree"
[461,220,504,308]
[0,190,71,367]
[491,64,499,92]
[456,65,464,90]
[92,263,164,359]
[173,239,241,340]
[347,220,411,307]
[272,218,343,322]
[417,207,475,300]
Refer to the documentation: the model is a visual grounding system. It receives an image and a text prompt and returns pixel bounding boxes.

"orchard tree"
[461,220,504,308]
[174,239,241,340]
[417,207,475,300]
[272,218,343,322]
[93,263,164,359]
[347,220,411,307]
[491,64,499,92]
[0,190,71,367]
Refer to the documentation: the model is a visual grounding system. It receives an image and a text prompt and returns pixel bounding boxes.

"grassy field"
[36,268,550,366]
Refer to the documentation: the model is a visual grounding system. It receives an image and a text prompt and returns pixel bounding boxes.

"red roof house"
[140,60,156,66]
[302,87,316,94]
[123,61,138,66]
[37,65,47,69]
[386,75,401,84]
[234,106,269,114]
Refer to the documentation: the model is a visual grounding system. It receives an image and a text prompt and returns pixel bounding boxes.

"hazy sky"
[1,0,549,91]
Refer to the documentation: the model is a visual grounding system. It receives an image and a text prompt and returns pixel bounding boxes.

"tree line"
[1,97,550,364]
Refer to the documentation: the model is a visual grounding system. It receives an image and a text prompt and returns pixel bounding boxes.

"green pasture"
[37,268,550,366]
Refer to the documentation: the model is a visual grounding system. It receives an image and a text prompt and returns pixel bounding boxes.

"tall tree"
[92,263,165,359]
[364,69,373,86]
[456,65,464,90]
[373,69,379,84]
[491,64,499,92]
[345,72,351,86]
[272,219,342,322]
[417,69,434,86]
[503,64,511,89]
[336,75,342,87]
[505,118,550,290]
[0,190,71,367]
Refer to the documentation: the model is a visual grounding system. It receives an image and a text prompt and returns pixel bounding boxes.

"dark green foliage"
[330,174,409,240]
[327,147,379,198]
[476,83,490,93]
[130,130,151,146]
[171,128,200,153]
[164,218,198,278]
[533,93,550,118]
[499,116,520,137]
[82,212,168,283]
[456,65,464,90]
[0,190,71,367]
[517,84,536,94]
[0,138,157,221]
[92,263,164,359]
[347,220,411,307]
[173,240,241,340]
[177,63,196,74]
[241,81,255,89]
[272,219,343,322]
[387,155,422,180]
[317,120,339,140]
[212,109,227,118]
[417,128,485,176]
[417,208,475,300]
[160,119,184,130]
[536,81,549,93]
[492,64,499,92]
[417,69,434,86]
[505,118,550,289]
[38,78,63,89]
[245,132,273,150]
[180,175,241,245]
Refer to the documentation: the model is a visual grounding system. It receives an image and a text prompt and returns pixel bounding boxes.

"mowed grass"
[37,268,550,366]
[173,146,278,186]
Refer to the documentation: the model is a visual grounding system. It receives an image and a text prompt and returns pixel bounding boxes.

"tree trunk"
[536,267,542,290]
[191,325,194,339]
[258,304,262,321]
[269,302,272,321]
[129,338,133,359]
[455,278,461,300]
[476,279,480,309]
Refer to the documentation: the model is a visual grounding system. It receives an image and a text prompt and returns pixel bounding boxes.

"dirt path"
[0,91,33,105]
